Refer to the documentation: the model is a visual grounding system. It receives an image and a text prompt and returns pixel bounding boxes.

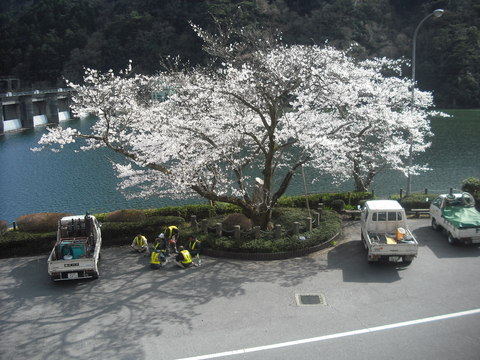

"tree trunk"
[353,160,368,192]
[243,205,273,230]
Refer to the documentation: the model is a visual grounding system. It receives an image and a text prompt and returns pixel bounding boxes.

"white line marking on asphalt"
[175,308,480,360]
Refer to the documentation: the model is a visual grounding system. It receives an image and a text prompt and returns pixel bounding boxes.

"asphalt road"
[1,218,479,360]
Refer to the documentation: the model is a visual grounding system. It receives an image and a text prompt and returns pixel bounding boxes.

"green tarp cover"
[442,206,480,228]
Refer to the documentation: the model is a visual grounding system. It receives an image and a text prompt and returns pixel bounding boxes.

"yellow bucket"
[397,227,406,241]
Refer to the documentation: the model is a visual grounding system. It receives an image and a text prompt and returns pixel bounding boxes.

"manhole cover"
[295,293,326,306]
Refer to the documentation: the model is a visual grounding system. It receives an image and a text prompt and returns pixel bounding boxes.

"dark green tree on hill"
[0,0,479,108]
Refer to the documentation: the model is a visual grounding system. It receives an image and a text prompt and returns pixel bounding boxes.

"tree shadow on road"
[0,245,324,360]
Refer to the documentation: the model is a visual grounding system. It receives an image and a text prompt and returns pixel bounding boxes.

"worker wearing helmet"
[153,233,167,252]
[163,225,179,253]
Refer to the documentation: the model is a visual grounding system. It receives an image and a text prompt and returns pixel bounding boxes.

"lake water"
[1,109,479,224]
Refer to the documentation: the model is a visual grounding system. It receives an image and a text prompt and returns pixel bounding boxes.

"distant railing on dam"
[0,88,74,134]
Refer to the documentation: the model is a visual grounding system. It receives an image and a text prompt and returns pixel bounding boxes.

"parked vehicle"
[430,192,480,245]
[47,214,102,281]
[360,200,418,264]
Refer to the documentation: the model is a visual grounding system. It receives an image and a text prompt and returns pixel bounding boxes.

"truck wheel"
[447,233,457,245]
[403,256,413,265]
[431,218,441,231]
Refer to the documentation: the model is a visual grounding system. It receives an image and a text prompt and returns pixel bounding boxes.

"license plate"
[67,272,79,279]
[389,256,401,262]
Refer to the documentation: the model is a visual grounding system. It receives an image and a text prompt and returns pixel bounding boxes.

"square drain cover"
[295,293,326,306]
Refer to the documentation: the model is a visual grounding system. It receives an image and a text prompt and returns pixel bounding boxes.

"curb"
[202,232,340,261]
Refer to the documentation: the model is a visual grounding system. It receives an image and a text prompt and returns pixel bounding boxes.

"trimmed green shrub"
[0,230,56,258]
[277,192,372,209]
[272,207,311,226]
[106,209,147,222]
[330,199,345,212]
[390,193,433,211]
[462,177,480,195]
[143,202,240,219]
[94,212,109,222]
[101,216,185,246]
[461,177,480,210]
[15,212,72,233]
[222,213,253,231]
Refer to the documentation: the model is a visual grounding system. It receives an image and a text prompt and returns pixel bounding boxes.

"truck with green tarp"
[430,192,480,245]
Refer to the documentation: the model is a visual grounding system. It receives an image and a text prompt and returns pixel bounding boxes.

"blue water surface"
[1,110,479,224]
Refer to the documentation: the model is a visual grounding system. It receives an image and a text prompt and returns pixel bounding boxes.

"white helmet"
[159,233,165,239]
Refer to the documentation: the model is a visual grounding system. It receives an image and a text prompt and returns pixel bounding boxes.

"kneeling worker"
[175,246,193,269]
[131,233,148,253]
[150,250,166,269]
[187,235,202,266]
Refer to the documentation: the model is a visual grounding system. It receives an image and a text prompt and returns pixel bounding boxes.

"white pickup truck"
[360,200,418,264]
[430,192,480,245]
[47,214,102,281]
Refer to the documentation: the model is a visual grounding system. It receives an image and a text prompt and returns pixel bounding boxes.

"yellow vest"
[136,235,146,247]
[150,252,160,265]
[180,250,192,264]
[189,240,200,250]
[166,226,178,238]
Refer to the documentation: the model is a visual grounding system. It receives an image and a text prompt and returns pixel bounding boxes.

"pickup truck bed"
[48,215,102,281]
[361,200,418,264]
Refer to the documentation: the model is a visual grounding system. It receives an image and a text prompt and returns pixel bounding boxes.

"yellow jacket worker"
[175,246,193,269]
[131,234,148,253]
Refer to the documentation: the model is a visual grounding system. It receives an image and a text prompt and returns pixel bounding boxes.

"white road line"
[175,308,480,360]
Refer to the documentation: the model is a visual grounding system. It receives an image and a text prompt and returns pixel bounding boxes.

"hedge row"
[277,191,373,209]
[0,231,57,258]
[390,193,435,211]
[391,176,480,211]
[94,202,242,223]
[0,191,369,258]
[101,215,186,246]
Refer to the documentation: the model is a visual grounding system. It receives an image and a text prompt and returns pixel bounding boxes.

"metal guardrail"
[0,88,73,98]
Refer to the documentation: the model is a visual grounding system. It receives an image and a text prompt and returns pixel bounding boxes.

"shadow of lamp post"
[406,8,444,196]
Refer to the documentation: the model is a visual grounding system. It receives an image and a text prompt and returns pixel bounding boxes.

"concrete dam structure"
[0,82,73,134]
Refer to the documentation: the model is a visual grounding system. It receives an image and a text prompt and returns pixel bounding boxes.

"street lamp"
[406,8,444,196]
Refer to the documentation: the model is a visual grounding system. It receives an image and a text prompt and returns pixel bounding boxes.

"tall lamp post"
[407,8,444,196]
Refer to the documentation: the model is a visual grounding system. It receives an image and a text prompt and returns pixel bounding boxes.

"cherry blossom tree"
[34,26,436,229]
[312,57,437,192]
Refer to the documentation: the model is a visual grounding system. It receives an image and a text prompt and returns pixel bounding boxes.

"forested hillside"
[1,0,479,107]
